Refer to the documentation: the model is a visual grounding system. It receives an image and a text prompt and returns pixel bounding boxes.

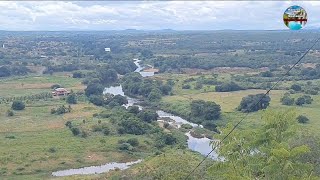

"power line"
[184,37,320,180]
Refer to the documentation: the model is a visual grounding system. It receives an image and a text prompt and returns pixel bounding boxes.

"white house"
[104,48,111,52]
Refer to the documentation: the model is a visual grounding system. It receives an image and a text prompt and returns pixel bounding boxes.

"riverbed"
[52,59,218,177]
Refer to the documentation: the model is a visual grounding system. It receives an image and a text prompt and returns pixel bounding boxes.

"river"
[52,59,218,177]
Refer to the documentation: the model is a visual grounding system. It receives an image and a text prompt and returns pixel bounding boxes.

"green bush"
[48,147,57,153]
[7,110,14,117]
[11,101,25,110]
[66,93,77,104]
[181,124,193,129]
[127,138,139,147]
[119,143,133,151]
[182,84,191,89]
[297,115,309,124]
[71,127,80,136]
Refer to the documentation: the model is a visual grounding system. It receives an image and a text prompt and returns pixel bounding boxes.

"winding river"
[52,59,218,177]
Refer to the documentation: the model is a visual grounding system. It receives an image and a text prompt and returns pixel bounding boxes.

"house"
[52,88,70,96]
[104,48,111,52]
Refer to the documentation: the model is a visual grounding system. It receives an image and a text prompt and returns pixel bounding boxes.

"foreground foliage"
[209,110,318,179]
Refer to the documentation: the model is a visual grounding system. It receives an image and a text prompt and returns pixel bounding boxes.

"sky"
[1,1,320,31]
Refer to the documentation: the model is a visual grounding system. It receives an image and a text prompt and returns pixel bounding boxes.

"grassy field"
[0,75,156,179]
[0,74,84,98]
[160,73,320,138]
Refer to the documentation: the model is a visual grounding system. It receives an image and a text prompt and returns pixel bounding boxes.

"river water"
[52,59,218,177]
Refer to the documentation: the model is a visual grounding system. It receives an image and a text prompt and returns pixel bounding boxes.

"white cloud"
[0,1,319,30]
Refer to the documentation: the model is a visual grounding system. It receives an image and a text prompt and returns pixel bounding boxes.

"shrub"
[163,122,170,128]
[51,84,61,89]
[11,101,25,110]
[102,127,110,135]
[89,95,105,106]
[92,124,102,132]
[128,106,140,114]
[182,84,191,89]
[65,121,72,128]
[81,130,88,138]
[181,124,193,129]
[281,95,295,106]
[48,147,57,153]
[291,84,302,91]
[66,93,77,104]
[127,138,139,147]
[297,115,309,124]
[71,127,80,136]
[295,97,306,106]
[7,110,14,117]
[302,95,313,104]
[119,143,133,151]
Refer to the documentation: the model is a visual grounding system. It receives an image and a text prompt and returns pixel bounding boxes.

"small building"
[52,88,70,96]
[104,48,111,52]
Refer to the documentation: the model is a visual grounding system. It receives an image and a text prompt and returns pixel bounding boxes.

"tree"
[98,67,118,84]
[138,110,158,123]
[295,97,306,106]
[215,82,243,92]
[0,66,11,77]
[148,88,162,102]
[281,94,295,106]
[260,71,273,77]
[291,84,302,91]
[238,94,270,112]
[297,115,309,124]
[191,100,221,121]
[302,95,313,104]
[66,93,77,104]
[72,71,85,78]
[71,127,80,136]
[105,94,128,107]
[128,106,140,114]
[209,110,315,179]
[85,83,104,97]
[11,101,25,110]
[89,95,105,106]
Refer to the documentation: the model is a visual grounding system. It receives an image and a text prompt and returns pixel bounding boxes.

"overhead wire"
[184,37,320,180]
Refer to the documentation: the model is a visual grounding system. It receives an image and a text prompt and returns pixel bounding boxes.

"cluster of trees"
[118,138,139,151]
[121,72,173,102]
[190,100,221,123]
[0,65,30,77]
[92,123,110,135]
[51,105,72,115]
[88,94,128,107]
[65,121,88,138]
[44,63,96,75]
[281,93,313,106]
[215,82,243,92]
[238,93,271,112]
[299,64,320,80]
[0,92,52,104]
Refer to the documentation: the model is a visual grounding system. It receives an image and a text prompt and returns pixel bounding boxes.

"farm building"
[104,48,111,52]
[52,88,70,96]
